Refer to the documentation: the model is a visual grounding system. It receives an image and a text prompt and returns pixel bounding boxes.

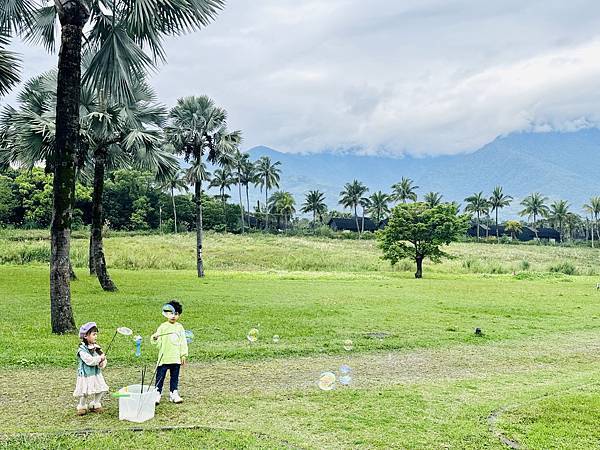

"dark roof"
[328,217,377,232]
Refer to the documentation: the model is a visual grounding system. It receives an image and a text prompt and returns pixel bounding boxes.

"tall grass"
[0,230,598,275]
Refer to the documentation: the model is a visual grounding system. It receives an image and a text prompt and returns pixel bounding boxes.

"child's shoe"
[89,402,104,413]
[77,408,87,416]
[169,390,183,404]
[155,392,161,405]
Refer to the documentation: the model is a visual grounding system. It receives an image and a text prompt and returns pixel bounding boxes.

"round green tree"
[378,202,469,278]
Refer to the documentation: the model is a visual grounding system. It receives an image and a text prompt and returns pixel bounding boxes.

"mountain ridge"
[243,128,600,217]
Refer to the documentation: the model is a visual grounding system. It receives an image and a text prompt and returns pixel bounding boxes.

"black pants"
[155,364,181,393]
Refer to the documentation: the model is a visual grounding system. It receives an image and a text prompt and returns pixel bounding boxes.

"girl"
[74,322,109,416]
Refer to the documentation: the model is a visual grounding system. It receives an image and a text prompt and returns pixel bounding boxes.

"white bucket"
[118,384,157,423]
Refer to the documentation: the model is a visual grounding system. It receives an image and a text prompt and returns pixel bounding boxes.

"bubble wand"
[103,327,133,356]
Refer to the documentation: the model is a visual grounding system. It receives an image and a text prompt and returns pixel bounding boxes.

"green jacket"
[152,321,188,365]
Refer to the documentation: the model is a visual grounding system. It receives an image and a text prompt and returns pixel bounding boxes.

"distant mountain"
[242,128,600,217]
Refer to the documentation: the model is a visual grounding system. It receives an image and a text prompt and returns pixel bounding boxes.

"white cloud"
[5,0,600,156]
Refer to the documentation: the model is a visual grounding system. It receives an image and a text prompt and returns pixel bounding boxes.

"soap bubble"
[339,365,352,386]
[343,339,353,351]
[247,328,259,343]
[318,372,336,391]
[185,330,194,344]
[169,332,180,344]
[272,335,280,343]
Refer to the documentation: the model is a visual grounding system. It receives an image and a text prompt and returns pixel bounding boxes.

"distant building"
[328,217,377,232]
[467,223,561,242]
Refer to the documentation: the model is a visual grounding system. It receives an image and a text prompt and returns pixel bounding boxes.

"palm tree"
[367,191,390,225]
[0,0,33,96]
[209,167,235,228]
[423,191,443,208]
[583,196,600,248]
[2,70,175,292]
[159,170,189,233]
[565,212,582,241]
[272,191,296,230]
[254,156,281,231]
[519,193,549,239]
[391,177,418,203]
[167,95,241,277]
[464,192,489,239]
[10,0,225,332]
[239,155,256,228]
[301,190,327,226]
[231,150,249,233]
[359,194,371,234]
[339,180,368,236]
[489,186,512,240]
[549,200,569,242]
[504,220,523,240]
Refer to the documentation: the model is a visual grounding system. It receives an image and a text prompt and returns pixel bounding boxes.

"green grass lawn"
[1,233,600,448]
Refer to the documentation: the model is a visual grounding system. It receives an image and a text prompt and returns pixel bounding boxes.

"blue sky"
[6,0,600,156]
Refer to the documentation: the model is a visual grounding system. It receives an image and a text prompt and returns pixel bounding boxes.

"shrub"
[549,261,577,275]
[520,260,530,271]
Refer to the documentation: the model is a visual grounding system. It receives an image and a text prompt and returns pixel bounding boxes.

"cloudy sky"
[7,0,600,156]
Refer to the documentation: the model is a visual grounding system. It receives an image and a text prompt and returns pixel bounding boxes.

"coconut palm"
[519,193,549,239]
[391,177,418,203]
[254,156,281,231]
[230,150,249,232]
[549,200,569,242]
[423,191,443,208]
[268,191,295,230]
[166,95,241,277]
[209,167,235,228]
[489,186,512,240]
[583,196,600,248]
[504,220,522,240]
[301,190,327,226]
[367,191,389,225]
[339,180,368,236]
[7,0,225,332]
[238,154,256,227]
[464,192,489,239]
[565,212,582,241]
[159,170,189,233]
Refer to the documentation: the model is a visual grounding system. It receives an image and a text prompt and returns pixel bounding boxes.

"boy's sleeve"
[180,325,188,358]
[151,324,163,347]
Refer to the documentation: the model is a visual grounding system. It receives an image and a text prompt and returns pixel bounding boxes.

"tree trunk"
[264,186,269,231]
[361,209,365,234]
[91,152,117,291]
[221,189,227,232]
[69,262,77,280]
[238,178,244,234]
[50,10,88,334]
[88,233,95,275]
[534,213,539,239]
[171,186,177,233]
[476,213,480,239]
[195,180,205,277]
[245,185,250,228]
[354,206,360,239]
[496,209,499,240]
[592,221,595,248]
[415,256,423,279]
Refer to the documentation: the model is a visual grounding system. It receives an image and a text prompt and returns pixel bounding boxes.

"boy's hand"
[151,333,158,341]
[181,356,187,366]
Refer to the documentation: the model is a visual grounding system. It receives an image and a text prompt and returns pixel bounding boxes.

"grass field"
[1,232,599,449]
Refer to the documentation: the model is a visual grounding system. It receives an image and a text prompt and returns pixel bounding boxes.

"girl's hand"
[100,354,106,362]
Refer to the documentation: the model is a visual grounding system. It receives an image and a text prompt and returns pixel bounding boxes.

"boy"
[151,300,188,404]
